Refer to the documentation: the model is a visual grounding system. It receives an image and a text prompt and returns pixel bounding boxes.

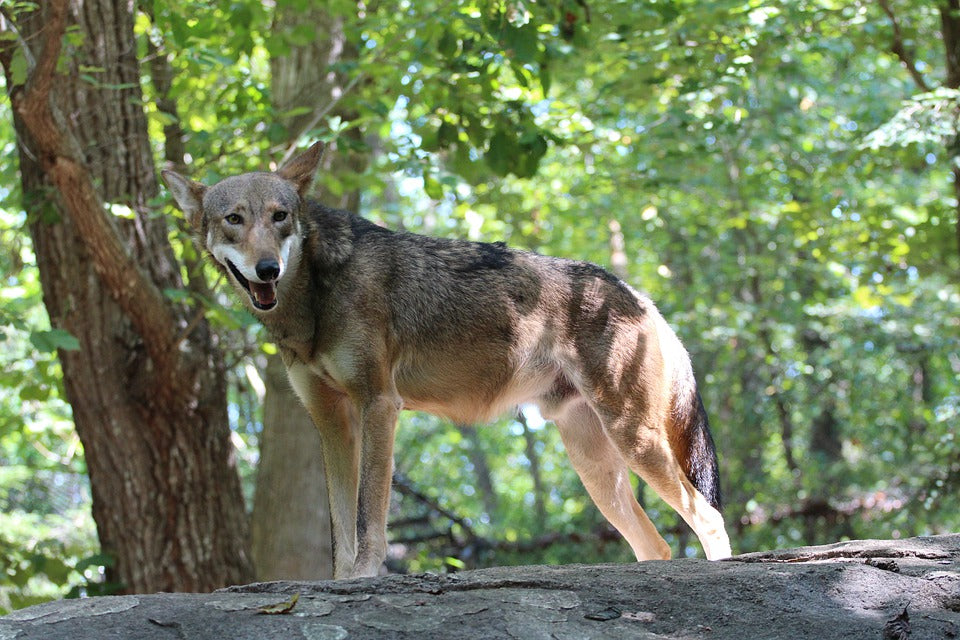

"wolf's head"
[162,143,323,312]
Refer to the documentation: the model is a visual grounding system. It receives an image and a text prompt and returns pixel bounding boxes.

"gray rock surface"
[2,534,959,639]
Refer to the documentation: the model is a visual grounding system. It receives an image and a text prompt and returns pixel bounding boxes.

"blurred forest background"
[0,0,958,614]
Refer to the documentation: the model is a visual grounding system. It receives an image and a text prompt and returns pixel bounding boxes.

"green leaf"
[502,23,538,65]
[420,126,440,152]
[29,329,81,353]
[163,288,191,303]
[19,384,50,402]
[9,47,28,86]
[437,121,458,147]
[517,134,547,178]
[485,129,515,176]
[9,565,31,589]
[461,114,488,146]
[167,13,189,47]
[539,65,552,97]
[278,106,313,119]
[75,552,115,573]
[424,175,443,199]
[437,29,458,57]
[40,557,73,585]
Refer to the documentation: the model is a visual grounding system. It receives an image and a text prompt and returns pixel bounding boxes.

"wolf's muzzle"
[226,259,279,311]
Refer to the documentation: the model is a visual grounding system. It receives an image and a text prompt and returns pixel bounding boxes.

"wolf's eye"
[273,210,288,223]
[225,213,243,225]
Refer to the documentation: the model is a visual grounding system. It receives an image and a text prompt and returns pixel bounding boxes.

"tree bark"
[251,355,332,580]
[0,0,252,593]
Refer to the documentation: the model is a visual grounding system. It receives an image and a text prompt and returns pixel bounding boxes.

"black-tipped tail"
[674,389,722,511]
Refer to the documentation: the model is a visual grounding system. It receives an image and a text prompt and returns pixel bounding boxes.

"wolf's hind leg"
[351,394,400,578]
[622,439,732,560]
[553,401,671,561]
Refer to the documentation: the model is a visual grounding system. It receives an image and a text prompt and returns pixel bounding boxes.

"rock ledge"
[2,534,959,639]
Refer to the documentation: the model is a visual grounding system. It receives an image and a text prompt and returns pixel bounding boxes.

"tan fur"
[162,143,732,578]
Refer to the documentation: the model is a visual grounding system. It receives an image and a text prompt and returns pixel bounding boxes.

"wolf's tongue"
[250,282,277,307]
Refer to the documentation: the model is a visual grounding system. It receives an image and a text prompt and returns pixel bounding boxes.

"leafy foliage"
[0,179,106,613]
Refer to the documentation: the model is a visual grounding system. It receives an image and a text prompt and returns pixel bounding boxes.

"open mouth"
[226,260,278,311]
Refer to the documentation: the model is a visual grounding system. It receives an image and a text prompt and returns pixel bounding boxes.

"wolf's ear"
[277,141,325,196]
[161,170,207,229]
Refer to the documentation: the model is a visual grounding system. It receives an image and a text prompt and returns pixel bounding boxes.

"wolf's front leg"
[286,365,362,579]
[317,420,361,579]
[352,394,400,578]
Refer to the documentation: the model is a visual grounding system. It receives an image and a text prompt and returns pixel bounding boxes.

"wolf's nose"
[255,259,281,281]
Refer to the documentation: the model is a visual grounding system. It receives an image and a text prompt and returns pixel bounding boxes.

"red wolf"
[162,143,732,578]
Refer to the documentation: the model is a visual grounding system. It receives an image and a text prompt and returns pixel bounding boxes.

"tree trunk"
[270,7,367,212]
[251,355,332,580]
[0,0,252,593]
[250,3,366,580]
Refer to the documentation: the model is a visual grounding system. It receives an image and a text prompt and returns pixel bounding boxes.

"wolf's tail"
[670,380,722,511]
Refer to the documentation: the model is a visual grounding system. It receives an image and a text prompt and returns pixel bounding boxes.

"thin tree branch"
[274,71,367,165]
[455,424,500,520]
[737,492,908,529]
[516,412,548,531]
[392,472,479,541]
[878,0,932,92]
[941,0,960,89]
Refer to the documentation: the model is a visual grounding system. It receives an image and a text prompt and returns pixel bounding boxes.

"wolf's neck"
[302,201,356,274]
